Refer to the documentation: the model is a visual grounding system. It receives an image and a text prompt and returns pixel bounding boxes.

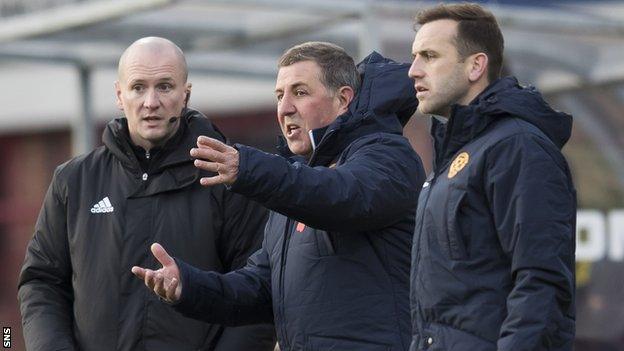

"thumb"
[151,243,175,268]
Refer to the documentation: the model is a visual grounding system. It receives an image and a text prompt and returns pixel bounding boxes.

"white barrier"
[576,210,624,261]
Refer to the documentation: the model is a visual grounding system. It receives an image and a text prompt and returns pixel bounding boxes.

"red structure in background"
[0,130,71,351]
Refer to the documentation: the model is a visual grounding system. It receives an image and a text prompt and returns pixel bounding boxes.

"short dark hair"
[415,3,504,82]
[278,41,360,94]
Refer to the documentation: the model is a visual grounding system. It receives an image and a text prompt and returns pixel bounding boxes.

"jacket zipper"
[278,218,294,349]
[307,130,336,166]
[143,150,151,182]
[413,173,438,346]
[276,129,334,350]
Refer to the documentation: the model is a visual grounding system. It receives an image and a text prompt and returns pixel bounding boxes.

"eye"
[276,94,283,102]
[422,51,435,61]
[295,89,307,97]
[157,83,173,92]
[132,84,144,92]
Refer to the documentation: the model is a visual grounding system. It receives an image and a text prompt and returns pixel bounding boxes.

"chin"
[143,132,171,145]
[143,132,166,142]
[288,144,311,157]
[418,102,444,116]
[290,148,309,157]
[417,106,432,115]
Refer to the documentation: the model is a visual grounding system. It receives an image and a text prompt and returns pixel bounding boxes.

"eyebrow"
[274,82,308,94]
[412,49,436,58]
[128,77,176,85]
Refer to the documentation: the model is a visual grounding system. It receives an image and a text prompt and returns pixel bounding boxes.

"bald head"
[118,36,188,82]
[114,36,192,151]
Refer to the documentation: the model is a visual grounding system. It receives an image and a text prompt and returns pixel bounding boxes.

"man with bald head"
[18,37,275,351]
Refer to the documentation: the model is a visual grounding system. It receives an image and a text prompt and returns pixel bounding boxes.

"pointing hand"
[190,136,239,186]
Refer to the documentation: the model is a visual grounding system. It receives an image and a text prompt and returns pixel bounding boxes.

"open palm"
[131,243,182,302]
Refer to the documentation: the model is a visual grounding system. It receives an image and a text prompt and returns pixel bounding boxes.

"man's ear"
[185,82,192,108]
[337,85,355,113]
[467,53,488,83]
[114,81,124,111]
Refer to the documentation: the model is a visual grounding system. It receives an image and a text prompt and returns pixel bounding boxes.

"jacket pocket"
[443,187,469,260]
[306,334,390,351]
[422,322,495,351]
[314,229,336,256]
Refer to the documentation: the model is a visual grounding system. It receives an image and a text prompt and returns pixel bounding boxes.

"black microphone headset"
[169,90,191,123]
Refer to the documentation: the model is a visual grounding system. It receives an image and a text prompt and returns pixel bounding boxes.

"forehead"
[275,60,323,89]
[412,19,458,52]
[120,49,185,83]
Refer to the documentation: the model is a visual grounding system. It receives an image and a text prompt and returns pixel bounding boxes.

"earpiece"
[184,91,191,108]
[169,91,191,123]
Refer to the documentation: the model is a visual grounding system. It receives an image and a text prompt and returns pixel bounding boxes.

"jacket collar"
[430,76,573,171]
[103,108,225,174]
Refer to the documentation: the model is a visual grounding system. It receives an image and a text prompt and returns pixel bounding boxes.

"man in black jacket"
[408,4,576,350]
[18,37,275,351]
[132,42,425,350]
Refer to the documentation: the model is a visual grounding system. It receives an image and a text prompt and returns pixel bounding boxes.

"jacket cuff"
[172,258,196,311]
[230,144,255,193]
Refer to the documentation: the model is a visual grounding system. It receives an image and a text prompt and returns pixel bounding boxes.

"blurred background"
[1,0,623,350]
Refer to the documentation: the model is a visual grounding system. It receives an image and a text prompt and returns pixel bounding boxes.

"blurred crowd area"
[2,0,624,350]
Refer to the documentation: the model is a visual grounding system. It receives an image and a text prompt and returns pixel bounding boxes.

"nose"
[277,93,296,118]
[408,58,424,80]
[143,89,160,110]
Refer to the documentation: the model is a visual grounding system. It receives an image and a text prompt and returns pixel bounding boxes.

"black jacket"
[18,110,275,351]
[171,52,426,350]
[410,77,576,351]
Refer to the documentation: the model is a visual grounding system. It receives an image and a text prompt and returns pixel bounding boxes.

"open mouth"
[286,124,300,137]
[142,116,164,125]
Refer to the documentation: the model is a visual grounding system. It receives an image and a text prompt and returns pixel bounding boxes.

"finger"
[131,266,146,280]
[197,136,230,152]
[153,272,167,298]
[199,175,230,187]
[193,159,220,173]
[151,243,175,268]
[166,277,179,301]
[190,146,227,163]
[144,269,156,289]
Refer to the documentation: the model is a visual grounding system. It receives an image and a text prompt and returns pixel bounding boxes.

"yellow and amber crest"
[448,152,469,179]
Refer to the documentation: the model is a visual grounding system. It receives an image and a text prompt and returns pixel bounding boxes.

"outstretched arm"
[133,241,273,327]
[191,135,424,232]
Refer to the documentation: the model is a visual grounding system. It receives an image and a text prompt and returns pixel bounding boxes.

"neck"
[459,79,490,107]
[129,121,179,152]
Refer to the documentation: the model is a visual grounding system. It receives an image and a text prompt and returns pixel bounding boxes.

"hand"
[131,243,182,303]
[190,136,239,186]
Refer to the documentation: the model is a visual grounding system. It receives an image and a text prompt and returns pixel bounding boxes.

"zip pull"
[145,150,150,160]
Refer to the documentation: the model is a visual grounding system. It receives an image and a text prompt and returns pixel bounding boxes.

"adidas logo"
[90,197,114,214]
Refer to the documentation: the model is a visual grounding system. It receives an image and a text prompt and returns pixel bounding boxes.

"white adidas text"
[90,196,114,214]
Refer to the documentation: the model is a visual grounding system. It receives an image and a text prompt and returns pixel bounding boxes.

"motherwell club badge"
[448,152,469,179]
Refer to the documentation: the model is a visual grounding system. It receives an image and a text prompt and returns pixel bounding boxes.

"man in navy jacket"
[133,42,425,350]
[408,4,576,350]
